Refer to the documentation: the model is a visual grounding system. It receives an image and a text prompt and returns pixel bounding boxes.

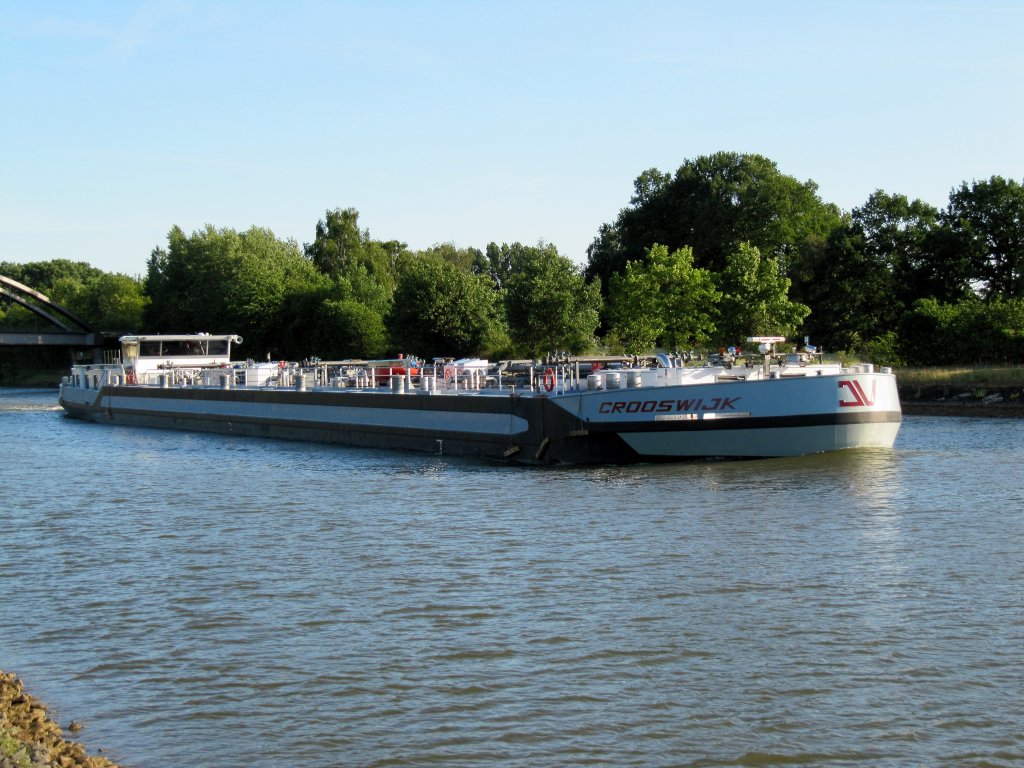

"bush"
[898,297,1024,365]
[860,331,906,368]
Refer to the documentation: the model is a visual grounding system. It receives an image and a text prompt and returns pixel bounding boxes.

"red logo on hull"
[838,379,876,407]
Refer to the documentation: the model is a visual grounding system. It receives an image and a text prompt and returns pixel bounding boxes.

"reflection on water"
[1,393,1022,768]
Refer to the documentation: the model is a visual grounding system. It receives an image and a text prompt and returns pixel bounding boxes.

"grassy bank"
[895,364,1024,389]
[895,365,1024,414]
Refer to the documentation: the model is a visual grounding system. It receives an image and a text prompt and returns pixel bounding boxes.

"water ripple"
[2,396,1023,767]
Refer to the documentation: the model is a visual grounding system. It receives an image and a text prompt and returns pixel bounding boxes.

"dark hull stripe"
[588,410,903,434]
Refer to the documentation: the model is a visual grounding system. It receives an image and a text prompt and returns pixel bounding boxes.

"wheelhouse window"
[162,340,194,356]
[136,338,221,357]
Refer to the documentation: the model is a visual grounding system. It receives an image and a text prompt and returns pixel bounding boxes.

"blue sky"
[2,1,1022,277]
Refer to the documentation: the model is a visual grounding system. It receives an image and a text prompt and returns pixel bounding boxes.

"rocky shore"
[898,384,1024,417]
[0,672,120,768]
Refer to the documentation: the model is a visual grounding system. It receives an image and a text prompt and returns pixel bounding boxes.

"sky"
[1,0,1022,277]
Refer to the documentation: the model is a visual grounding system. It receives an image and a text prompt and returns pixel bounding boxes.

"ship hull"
[59,371,901,465]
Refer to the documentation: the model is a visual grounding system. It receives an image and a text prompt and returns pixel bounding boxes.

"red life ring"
[543,367,556,392]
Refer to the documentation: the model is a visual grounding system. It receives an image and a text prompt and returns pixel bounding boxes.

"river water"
[1,388,1021,767]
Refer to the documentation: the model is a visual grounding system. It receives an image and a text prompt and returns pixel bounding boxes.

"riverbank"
[897,384,1024,417]
[0,672,120,768]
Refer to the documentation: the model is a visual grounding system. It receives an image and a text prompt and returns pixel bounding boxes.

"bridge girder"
[0,274,95,333]
[0,273,121,355]
[0,331,109,347]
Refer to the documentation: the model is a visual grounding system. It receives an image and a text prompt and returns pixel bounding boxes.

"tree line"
[3,151,1023,368]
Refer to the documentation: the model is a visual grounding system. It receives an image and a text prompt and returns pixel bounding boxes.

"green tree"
[145,225,323,358]
[304,207,365,275]
[606,244,719,352]
[272,284,386,361]
[792,189,978,351]
[796,223,897,350]
[418,243,489,276]
[228,227,325,354]
[504,243,601,356]
[854,190,940,300]
[944,176,1024,299]
[388,255,504,357]
[0,259,101,296]
[909,224,977,304]
[586,152,844,293]
[716,242,809,344]
[849,189,972,307]
[315,299,388,359]
[482,242,525,290]
[304,208,404,315]
[70,273,149,331]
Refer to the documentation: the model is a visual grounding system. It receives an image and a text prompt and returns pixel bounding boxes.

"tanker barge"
[58,334,901,464]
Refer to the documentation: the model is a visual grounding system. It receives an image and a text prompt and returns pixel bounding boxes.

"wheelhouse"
[121,333,242,375]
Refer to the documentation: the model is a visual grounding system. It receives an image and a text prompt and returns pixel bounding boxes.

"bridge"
[0,274,121,360]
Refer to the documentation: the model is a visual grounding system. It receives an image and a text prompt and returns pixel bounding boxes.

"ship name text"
[598,396,741,415]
